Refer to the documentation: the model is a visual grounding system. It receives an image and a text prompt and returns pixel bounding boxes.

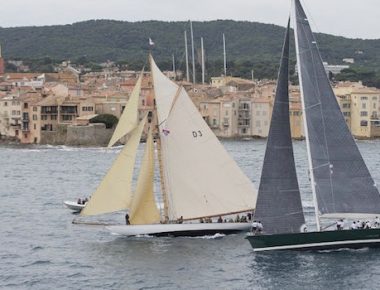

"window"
[361,120,368,127]
[360,111,368,117]
[4,102,7,106]
[362,103,367,109]
[374,103,377,109]
[212,119,217,126]
[24,103,28,109]
[343,112,351,117]
[262,111,267,116]
[142,100,145,106]
[33,107,37,112]
[342,103,350,108]
[62,115,73,121]
[361,96,368,100]
[256,121,261,127]
[373,97,378,100]
[33,124,36,130]
[225,110,228,116]
[41,115,48,120]
[33,115,37,120]
[51,115,57,120]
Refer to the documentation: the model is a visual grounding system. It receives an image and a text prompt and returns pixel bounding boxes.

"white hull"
[63,200,86,212]
[106,222,251,237]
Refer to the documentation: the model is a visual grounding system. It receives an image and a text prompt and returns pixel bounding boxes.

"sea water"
[1,140,380,289]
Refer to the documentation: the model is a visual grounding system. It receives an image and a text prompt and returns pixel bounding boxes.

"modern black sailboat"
[246,0,380,251]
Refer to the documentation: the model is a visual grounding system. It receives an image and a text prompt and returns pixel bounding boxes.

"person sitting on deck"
[177,216,183,224]
[364,220,372,229]
[356,220,363,229]
[217,216,223,223]
[240,215,247,223]
[77,198,82,205]
[125,213,130,225]
[251,220,258,233]
[374,216,380,228]
[235,215,240,222]
[336,219,344,230]
[257,221,263,234]
[199,218,204,223]
[247,213,252,221]
[350,221,358,230]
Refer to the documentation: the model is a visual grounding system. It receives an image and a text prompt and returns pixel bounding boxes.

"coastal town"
[0,46,379,145]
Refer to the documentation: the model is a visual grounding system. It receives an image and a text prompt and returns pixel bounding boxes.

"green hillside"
[0,20,379,84]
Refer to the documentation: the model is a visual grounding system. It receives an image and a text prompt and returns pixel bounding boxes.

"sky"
[1,0,379,39]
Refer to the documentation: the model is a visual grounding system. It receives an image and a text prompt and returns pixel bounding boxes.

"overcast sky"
[1,0,379,39]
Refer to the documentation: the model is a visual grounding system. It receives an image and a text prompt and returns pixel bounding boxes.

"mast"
[292,0,320,231]
[172,54,176,75]
[184,30,190,82]
[201,37,205,84]
[190,21,196,84]
[223,33,227,76]
[155,108,169,223]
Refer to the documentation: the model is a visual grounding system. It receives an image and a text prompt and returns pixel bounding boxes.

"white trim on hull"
[64,200,86,212]
[253,238,380,252]
[107,222,251,237]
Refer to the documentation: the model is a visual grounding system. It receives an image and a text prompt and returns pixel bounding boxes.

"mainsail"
[107,72,143,147]
[153,80,257,220]
[81,116,147,216]
[129,126,161,225]
[293,0,380,219]
[254,20,305,234]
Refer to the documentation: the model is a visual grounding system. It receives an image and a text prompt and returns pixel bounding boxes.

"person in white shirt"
[336,219,345,230]
[374,216,380,228]
[251,220,258,233]
[350,221,358,230]
[257,221,263,234]
[364,220,372,229]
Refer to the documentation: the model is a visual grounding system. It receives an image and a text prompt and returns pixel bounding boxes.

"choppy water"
[1,140,380,289]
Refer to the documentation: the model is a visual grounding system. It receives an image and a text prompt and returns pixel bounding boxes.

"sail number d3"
[192,130,203,138]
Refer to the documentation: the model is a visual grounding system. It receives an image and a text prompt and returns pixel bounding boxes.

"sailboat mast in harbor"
[223,33,227,76]
[190,21,196,84]
[184,30,190,82]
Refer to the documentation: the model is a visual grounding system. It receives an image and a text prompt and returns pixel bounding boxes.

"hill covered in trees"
[0,20,379,85]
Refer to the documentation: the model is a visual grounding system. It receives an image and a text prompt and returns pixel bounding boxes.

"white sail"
[129,127,161,225]
[159,86,257,220]
[149,55,179,128]
[81,116,147,216]
[107,72,143,147]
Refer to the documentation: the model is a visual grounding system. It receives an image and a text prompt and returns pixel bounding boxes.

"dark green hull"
[246,229,380,251]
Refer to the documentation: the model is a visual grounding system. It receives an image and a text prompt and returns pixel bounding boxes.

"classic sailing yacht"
[79,55,257,237]
[246,0,380,251]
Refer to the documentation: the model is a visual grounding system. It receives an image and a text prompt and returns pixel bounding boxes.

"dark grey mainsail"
[293,0,380,218]
[254,21,305,234]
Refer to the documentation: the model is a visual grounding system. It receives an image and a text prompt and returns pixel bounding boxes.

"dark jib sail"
[293,0,380,217]
[253,20,305,234]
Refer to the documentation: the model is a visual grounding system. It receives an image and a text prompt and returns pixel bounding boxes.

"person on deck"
[336,219,344,230]
[257,221,263,234]
[251,220,258,233]
[350,221,358,230]
[247,213,252,221]
[125,213,130,225]
[235,215,240,222]
[374,216,380,228]
[77,198,82,205]
[217,216,223,223]
[364,220,372,229]
[177,216,183,224]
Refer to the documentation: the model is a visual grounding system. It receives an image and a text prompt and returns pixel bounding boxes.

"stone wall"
[40,123,113,146]
[40,124,67,145]
[66,123,113,146]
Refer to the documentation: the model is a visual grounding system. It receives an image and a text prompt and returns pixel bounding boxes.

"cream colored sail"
[107,72,143,147]
[158,86,257,221]
[81,116,147,216]
[149,55,178,128]
[129,127,161,225]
